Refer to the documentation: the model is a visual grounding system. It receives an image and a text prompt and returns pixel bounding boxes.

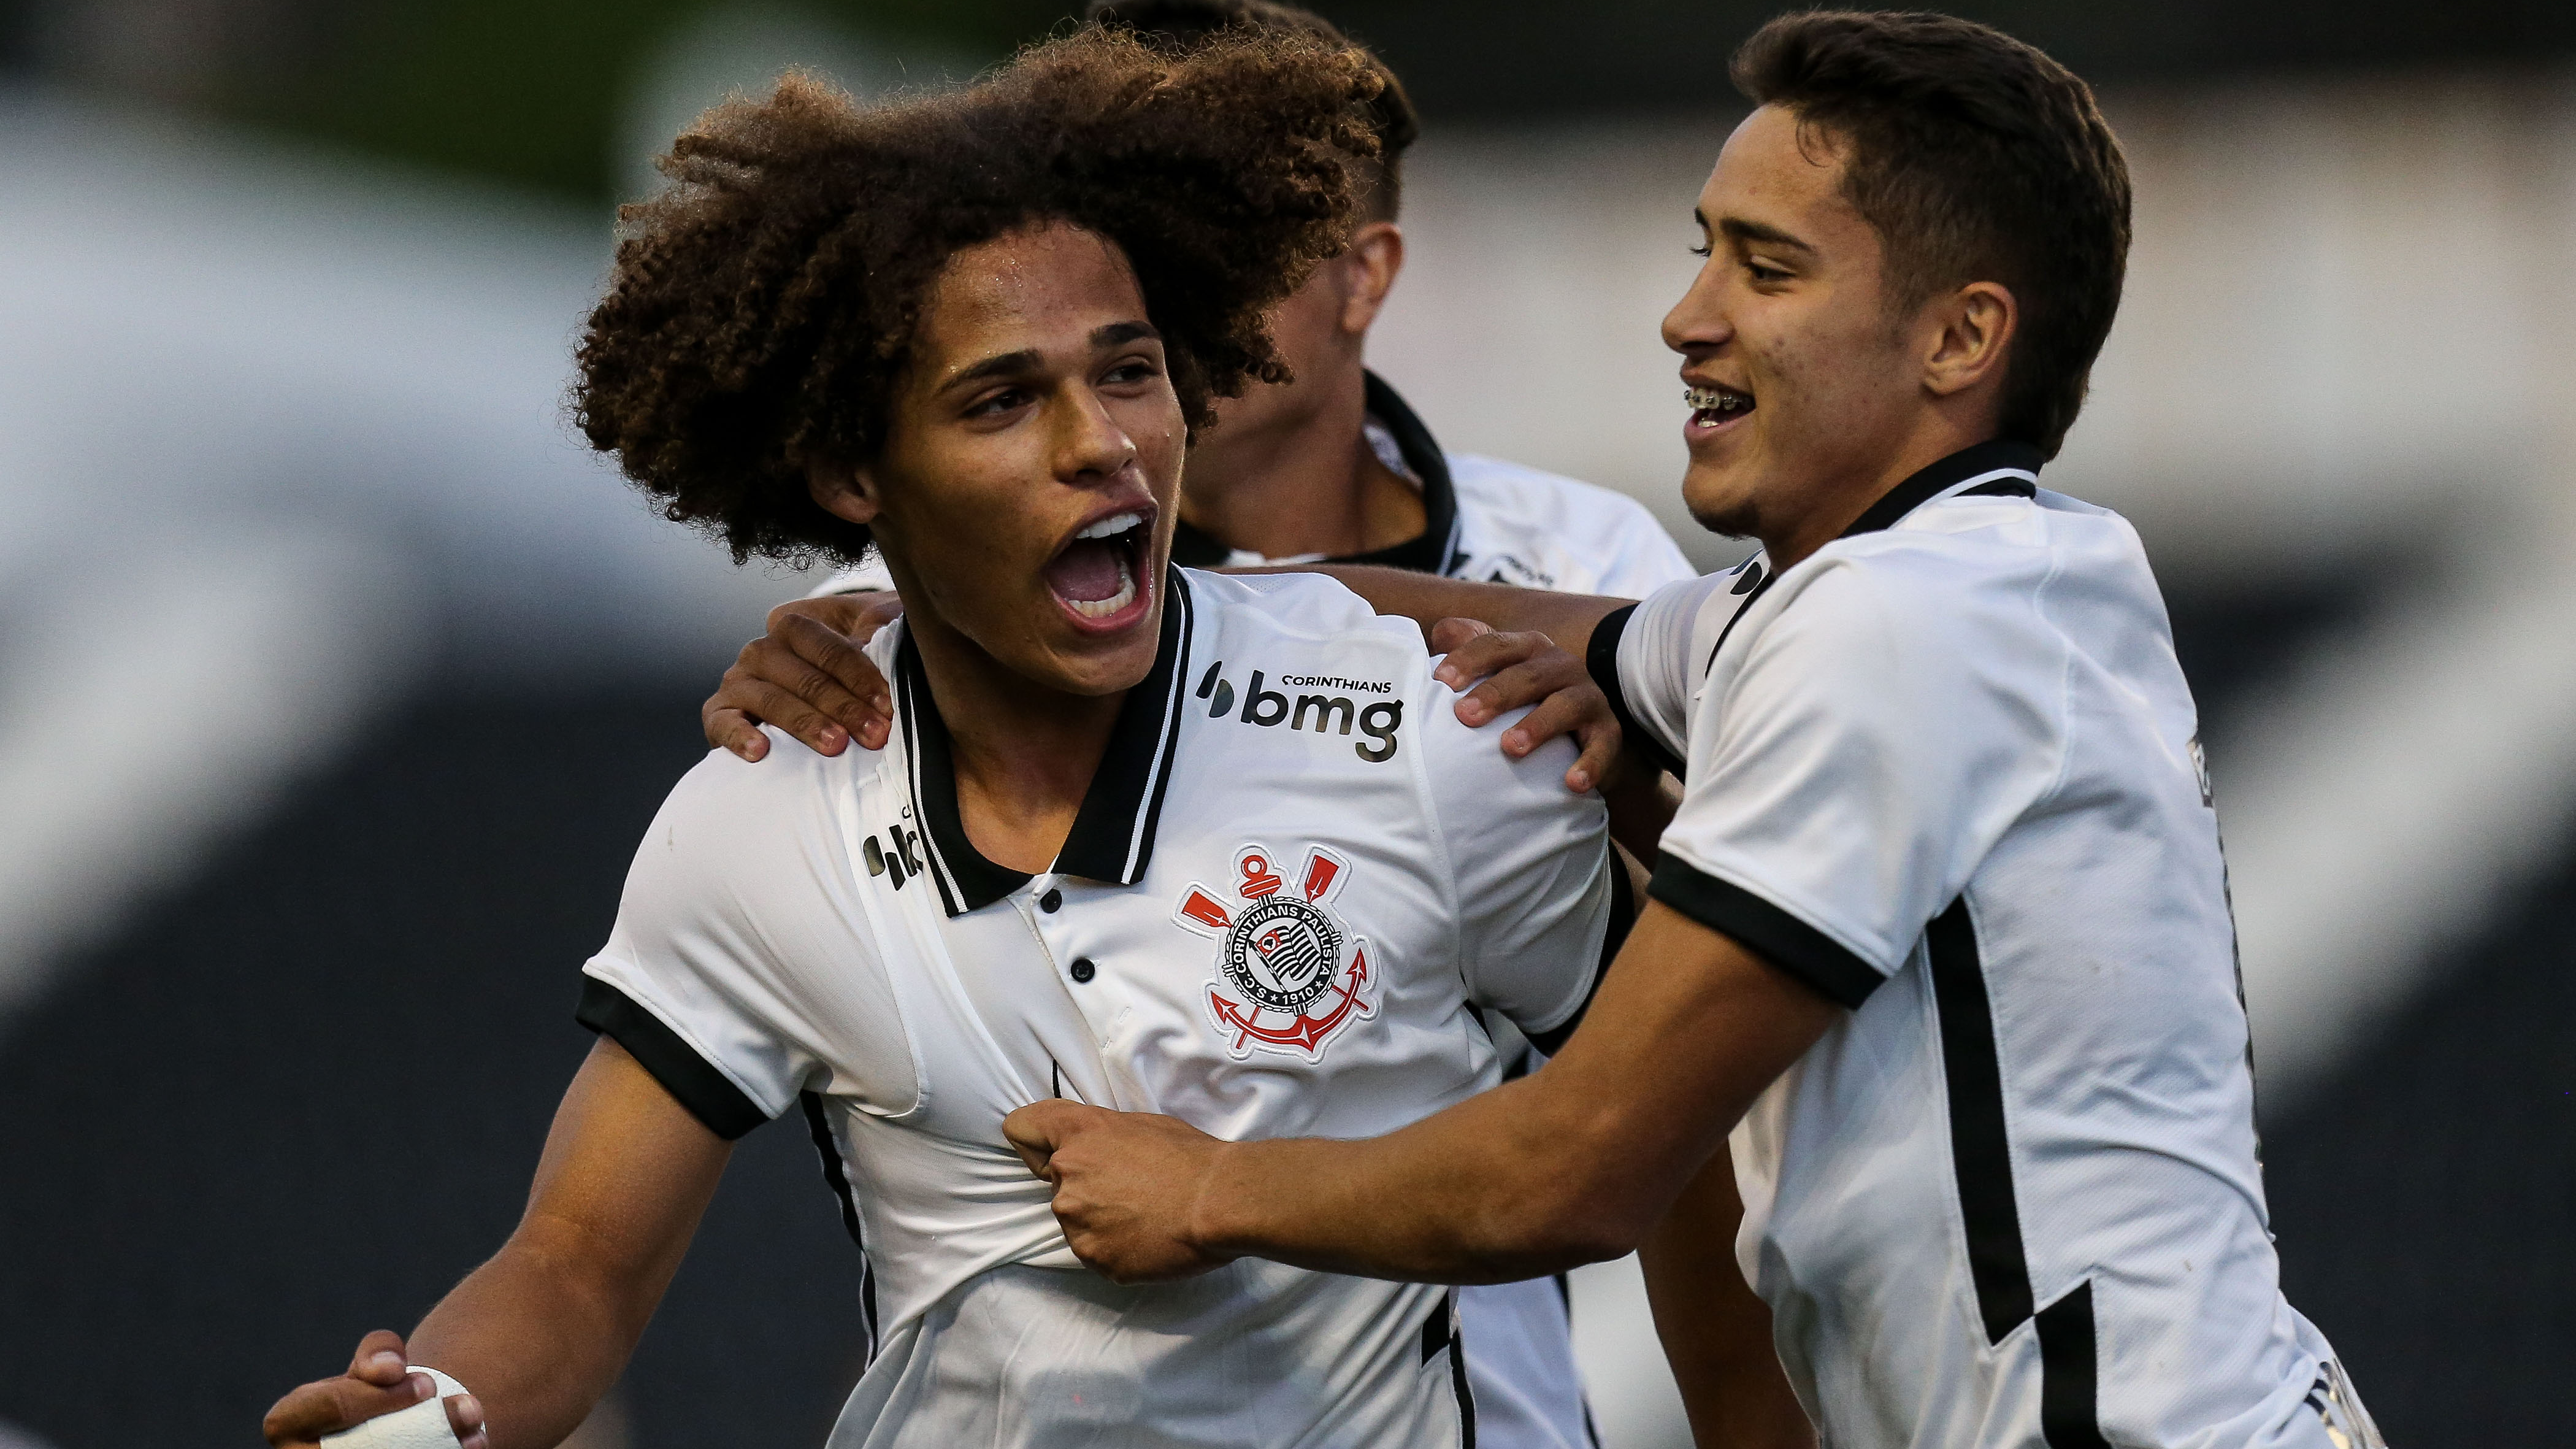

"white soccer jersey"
[811,372,1695,602]
[1590,440,2383,1449]
[582,567,1625,1449]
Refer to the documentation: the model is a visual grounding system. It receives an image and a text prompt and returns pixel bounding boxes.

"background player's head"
[1666,10,2131,540]
[1089,0,1419,451]
[577,27,1379,698]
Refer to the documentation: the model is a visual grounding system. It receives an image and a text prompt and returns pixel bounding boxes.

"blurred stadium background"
[2,2,2570,1445]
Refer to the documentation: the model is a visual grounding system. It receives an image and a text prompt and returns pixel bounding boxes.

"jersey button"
[1040,888,1063,913]
[1068,956,1097,984]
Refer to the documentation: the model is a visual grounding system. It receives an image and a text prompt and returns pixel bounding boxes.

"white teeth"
[1685,385,1750,413]
[1077,510,1144,541]
[1068,555,1138,618]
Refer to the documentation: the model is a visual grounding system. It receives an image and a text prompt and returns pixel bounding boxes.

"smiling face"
[1663,104,1931,548]
[816,222,1184,698]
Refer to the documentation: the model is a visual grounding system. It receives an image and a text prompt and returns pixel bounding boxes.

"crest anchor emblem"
[1175,843,1375,1060]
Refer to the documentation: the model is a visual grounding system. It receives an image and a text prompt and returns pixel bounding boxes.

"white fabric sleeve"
[1418,685,1622,1051]
[1582,500,1700,599]
[1589,570,1725,777]
[807,553,893,597]
[1648,557,2065,1007]
[580,741,881,1136]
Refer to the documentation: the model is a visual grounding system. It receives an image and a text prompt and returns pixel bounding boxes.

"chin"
[1679,464,1760,540]
[1039,623,1163,698]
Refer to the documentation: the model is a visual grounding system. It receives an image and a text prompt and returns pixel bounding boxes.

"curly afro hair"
[1085,0,1419,218]
[575,26,1384,566]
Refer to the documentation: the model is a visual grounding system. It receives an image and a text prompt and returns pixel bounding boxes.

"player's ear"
[1339,221,1405,334]
[808,459,883,528]
[1921,279,2016,400]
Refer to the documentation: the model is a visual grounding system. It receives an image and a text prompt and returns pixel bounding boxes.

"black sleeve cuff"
[1647,858,1884,1009]
[1527,842,1633,1056]
[1585,602,1685,782]
[577,977,772,1139]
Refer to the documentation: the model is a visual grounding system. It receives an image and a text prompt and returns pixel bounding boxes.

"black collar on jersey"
[892,569,1197,916]
[1590,438,2051,733]
[1167,371,1463,575]
[1839,437,2044,539]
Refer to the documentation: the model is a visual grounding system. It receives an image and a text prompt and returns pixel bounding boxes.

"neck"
[1761,413,1998,571]
[1179,365,1425,559]
[905,605,1126,877]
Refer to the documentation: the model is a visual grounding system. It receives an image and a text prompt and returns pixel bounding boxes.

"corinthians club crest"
[1175,843,1375,1061]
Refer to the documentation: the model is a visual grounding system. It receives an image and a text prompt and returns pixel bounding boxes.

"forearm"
[1192,1070,1671,1283]
[1022,905,1838,1289]
[1640,1153,1815,1449]
[1286,564,1628,656]
[411,1039,726,1449]
[406,1217,659,1449]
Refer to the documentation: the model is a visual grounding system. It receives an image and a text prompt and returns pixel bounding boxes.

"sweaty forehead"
[916,223,1146,375]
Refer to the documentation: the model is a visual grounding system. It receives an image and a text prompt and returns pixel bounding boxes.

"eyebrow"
[942,320,1161,390]
[1716,215,1817,253]
[1094,320,1159,347]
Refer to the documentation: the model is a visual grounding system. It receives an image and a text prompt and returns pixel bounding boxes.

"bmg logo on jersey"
[1194,661,1403,761]
[1175,843,1378,1061]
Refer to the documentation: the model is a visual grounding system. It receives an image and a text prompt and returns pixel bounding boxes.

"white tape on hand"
[318,1366,470,1449]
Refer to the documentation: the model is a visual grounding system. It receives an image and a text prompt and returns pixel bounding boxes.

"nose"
[1055,385,1138,483]
[1662,257,1735,361]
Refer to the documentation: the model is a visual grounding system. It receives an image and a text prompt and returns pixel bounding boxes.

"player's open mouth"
[1043,505,1154,630]
[1687,383,1754,431]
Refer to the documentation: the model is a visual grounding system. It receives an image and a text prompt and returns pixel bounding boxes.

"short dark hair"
[1731,10,2130,456]
[1087,0,1419,220]
[573,26,1381,565]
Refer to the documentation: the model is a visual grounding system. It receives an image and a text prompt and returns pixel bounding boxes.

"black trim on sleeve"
[1584,602,1686,782]
[1647,857,1884,1009]
[2034,1280,2112,1448]
[1528,845,1631,1056]
[1926,896,2036,1345]
[576,977,769,1140]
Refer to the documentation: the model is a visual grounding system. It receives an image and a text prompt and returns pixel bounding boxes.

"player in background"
[700,0,1693,772]
[259,31,1802,1449]
[1008,13,2387,1449]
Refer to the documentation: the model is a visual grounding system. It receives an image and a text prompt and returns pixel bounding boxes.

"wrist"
[1184,1137,1259,1262]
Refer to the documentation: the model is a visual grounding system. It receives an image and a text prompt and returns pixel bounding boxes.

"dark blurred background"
[1,3,2570,1446]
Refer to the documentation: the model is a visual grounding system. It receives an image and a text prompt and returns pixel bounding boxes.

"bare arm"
[1641,1154,1817,1449]
[1285,563,1628,659]
[702,578,1640,794]
[264,1039,731,1449]
[1006,901,1838,1284]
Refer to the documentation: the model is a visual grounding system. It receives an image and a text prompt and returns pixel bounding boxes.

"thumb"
[1003,1099,1091,1178]
[1428,616,1495,654]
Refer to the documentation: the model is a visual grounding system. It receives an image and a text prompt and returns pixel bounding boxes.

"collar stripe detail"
[893,568,1194,917]
[1118,572,1195,880]
[892,652,983,916]
[1052,565,1192,888]
[1839,439,2047,539]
